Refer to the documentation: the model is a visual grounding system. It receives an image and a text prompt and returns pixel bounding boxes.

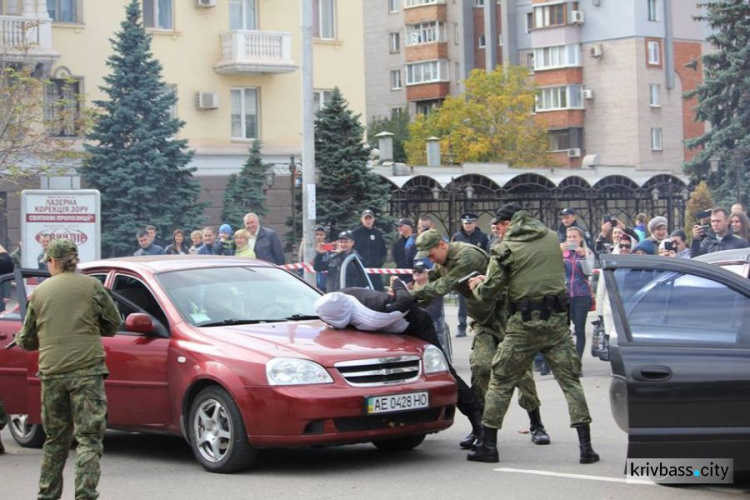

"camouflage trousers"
[469,319,540,412]
[483,311,592,429]
[38,375,107,500]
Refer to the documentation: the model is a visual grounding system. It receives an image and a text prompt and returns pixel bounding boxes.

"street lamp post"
[289,155,298,244]
[733,149,744,206]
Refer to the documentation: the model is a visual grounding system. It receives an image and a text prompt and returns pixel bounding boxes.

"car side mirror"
[124,313,156,334]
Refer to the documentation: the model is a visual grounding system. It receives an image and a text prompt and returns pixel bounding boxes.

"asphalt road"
[2,306,747,499]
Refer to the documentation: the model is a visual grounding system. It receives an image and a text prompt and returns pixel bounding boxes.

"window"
[535,85,583,112]
[406,21,446,45]
[45,78,81,137]
[649,84,660,107]
[526,12,533,33]
[454,23,459,45]
[389,32,400,53]
[229,0,257,30]
[405,0,440,7]
[416,99,442,115]
[647,0,658,21]
[47,0,79,23]
[613,269,750,345]
[143,0,172,30]
[455,61,461,83]
[313,0,336,40]
[651,128,662,150]
[163,84,178,121]
[313,89,334,111]
[647,40,661,65]
[475,0,485,6]
[389,0,399,12]
[526,53,535,72]
[390,70,402,90]
[532,44,581,71]
[548,128,583,152]
[406,60,449,85]
[230,88,259,140]
[113,275,169,331]
[533,3,565,29]
[477,34,486,48]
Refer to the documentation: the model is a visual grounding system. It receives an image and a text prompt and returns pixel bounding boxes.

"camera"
[700,224,710,235]
[696,209,712,220]
[664,241,676,252]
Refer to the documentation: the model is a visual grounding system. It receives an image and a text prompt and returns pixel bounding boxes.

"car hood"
[196,320,429,365]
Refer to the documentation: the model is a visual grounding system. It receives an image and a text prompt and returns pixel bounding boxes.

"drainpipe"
[664,0,675,89]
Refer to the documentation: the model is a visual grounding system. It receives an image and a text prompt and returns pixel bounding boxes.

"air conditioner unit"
[567,148,582,158]
[571,10,585,25]
[196,0,217,7]
[590,44,603,58]
[582,89,594,100]
[196,92,219,110]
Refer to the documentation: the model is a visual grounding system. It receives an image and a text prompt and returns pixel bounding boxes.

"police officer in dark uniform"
[468,204,599,464]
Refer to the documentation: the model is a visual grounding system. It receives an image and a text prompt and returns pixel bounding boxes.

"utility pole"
[301,0,316,284]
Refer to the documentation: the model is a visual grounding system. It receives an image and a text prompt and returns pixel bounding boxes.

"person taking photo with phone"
[562,227,595,360]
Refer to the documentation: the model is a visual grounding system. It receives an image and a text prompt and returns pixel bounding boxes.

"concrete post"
[427,137,441,167]
[375,131,394,162]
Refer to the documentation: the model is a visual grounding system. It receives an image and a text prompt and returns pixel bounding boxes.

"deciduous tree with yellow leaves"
[404,66,550,166]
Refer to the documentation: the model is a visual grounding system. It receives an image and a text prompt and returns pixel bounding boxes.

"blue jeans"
[570,295,592,359]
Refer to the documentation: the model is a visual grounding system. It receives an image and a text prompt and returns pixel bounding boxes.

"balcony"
[214,30,298,75]
[0,15,59,67]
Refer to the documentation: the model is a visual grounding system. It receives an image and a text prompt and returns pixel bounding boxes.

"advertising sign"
[20,190,101,268]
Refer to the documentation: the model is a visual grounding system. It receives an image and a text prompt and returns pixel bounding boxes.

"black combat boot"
[458,409,483,450]
[575,424,600,464]
[467,427,499,463]
[0,434,4,455]
[528,408,551,445]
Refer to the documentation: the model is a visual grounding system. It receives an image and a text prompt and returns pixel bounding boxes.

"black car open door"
[600,255,750,470]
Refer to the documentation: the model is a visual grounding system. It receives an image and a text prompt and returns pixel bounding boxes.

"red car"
[0,257,456,473]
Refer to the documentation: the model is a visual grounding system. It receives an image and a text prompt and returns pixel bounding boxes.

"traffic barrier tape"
[281,262,414,275]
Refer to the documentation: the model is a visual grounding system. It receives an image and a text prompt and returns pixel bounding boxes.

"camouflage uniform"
[473,211,592,430]
[16,239,120,500]
[411,232,540,410]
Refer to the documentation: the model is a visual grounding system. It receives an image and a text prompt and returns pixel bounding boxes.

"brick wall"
[674,40,704,163]
[406,82,450,101]
[534,67,583,86]
[404,4,447,24]
[534,109,585,129]
[405,42,448,62]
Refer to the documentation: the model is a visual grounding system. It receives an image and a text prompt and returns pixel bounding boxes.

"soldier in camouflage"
[467,204,599,464]
[16,238,120,500]
[412,229,551,449]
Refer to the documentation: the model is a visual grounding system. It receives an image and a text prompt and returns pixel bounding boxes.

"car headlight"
[266,358,334,386]
[423,345,449,374]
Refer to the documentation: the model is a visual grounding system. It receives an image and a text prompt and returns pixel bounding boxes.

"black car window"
[616,269,750,346]
[112,274,169,330]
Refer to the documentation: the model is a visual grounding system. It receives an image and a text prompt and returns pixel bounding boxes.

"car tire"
[372,433,426,452]
[8,414,46,448]
[188,386,257,473]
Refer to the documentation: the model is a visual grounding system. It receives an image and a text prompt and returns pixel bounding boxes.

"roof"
[80,256,276,274]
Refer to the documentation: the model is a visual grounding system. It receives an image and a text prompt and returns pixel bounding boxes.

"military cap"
[46,238,78,259]
[461,212,478,223]
[338,230,354,240]
[495,203,524,222]
[559,207,576,216]
[414,229,442,259]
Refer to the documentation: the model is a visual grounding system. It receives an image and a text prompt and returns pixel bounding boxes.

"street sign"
[20,189,101,268]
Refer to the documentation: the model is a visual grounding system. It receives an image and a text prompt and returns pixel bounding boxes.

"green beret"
[415,229,442,259]
[46,238,78,259]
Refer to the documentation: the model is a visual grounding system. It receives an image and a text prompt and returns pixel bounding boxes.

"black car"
[600,251,750,471]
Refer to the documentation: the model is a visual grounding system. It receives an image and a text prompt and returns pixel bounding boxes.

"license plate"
[366,391,429,415]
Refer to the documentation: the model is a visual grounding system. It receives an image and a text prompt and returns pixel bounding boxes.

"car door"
[0,269,48,416]
[104,272,172,427]
[601,255,750,467]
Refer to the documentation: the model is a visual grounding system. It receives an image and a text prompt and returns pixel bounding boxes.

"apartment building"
[365,0,709,174]
[0,0,365,243]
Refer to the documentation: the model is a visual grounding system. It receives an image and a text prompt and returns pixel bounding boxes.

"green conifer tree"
[685,0,750,207]
[79,0,204,257]
[314,88,392,234]
[367,109,410,163]
[221,140,268,230]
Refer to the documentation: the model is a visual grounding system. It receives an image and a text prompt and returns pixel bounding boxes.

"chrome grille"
[334,356,421,387]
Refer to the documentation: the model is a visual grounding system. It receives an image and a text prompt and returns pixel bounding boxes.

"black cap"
[314,225,326,233]
[397,218,415,228]
[560,208,576,216]
[338,230,354,240]
[361,209,374,217]
[495,204,524,222]
[461,212,478,222]
[412,261,429,273]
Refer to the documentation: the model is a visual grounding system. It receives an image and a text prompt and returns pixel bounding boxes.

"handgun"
[458,270,480,284]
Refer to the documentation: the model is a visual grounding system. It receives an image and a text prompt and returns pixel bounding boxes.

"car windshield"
[156,266,321,326]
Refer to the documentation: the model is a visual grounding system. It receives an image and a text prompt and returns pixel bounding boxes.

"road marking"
[494,467,656,486]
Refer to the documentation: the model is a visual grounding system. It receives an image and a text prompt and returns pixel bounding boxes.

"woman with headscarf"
[562,226,595,359]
